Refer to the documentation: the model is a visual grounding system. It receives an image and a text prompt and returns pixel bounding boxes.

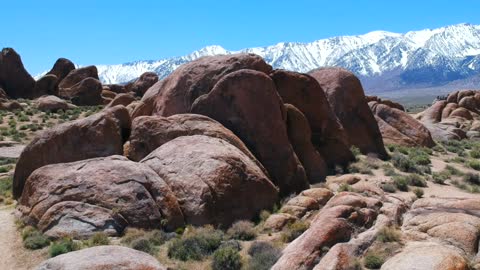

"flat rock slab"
[0,144,25,158]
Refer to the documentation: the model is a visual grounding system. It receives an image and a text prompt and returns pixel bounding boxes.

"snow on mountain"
[50,23,480,92]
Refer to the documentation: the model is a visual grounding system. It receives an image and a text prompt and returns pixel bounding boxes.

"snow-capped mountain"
[89,23,480,92]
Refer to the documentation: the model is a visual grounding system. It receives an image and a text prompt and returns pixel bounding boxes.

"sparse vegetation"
[247,241,282,270]
[338,183,354,192]
[468,160,480,171]
[281,220,309,243]
[211,246,243,270]
[381,183,396,193]
[168,225,224,261]
[227,220,257,241]
[393,176,409,191]
[49,237,77,257]
[413,188,424,198]
[463,173,480,185]
[377,226,401,243]
[85,232,110,247]
[22,227,50,250]
[131,237,156,254]
[364,253,384,269]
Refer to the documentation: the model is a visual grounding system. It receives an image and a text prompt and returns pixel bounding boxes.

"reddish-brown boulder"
[309,67,387,159]
[13,106,131,199]
[457,90,475,103]
[34,74,58,96]
[0,48,36,98]
[441,103,459,119]
[127,72,159,96]
[421,100,447,123]
[285,104,327,183]
[369,101,435,147]
[35,95,70,112]
[101,89,116,99]
[58,65,99,90]
[104,84,127,94]
[458,95,478,112]
[142,53,272,116]
[66,78,103,106]
[47,58,75,86]
[105,93,136,109]
[270,70,353,167]
[366,95,405,111]
[450,107,473,120]
[34,245,167,270]
[0,100,22,111]
[127,114,263,173]
[447,91,459,103]
[18,155,184,237]
[191,69,308,195]
[141,135,278,227]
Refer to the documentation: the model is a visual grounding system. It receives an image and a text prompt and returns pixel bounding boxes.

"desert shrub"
[281,220,309,243]
[382,164,397,176]
[413,188,424,198]
[259,210,271,222]
[219,240,241,251]
[211,246,242,270]
[23,230,50,250]
[408,149,431,166]
[469,160,480,171]
[406,174,427,187]
[377,226,401,243]
[49,237,77,257]
[431,171,450,184]
[338,183,354,192]
[147,229,169,246]
[131,237,156,254]
[0,176,12,199]
[442,140,464,154]
[464,173,480,185]
[86,232,110,247]
[470,149,480,159]
[445,165,463,176]
[247,241,281,270]
[364,253,384,269]
[432,144,446,153]
[167,226,224,261]
[227,220,256,241]
[347,162,373,175]
[391,152,416,173]
[120,228,146,245]
[351,146,361,160]
[380,183,396,193]
[393,176,409,191]
[0,165,13,173]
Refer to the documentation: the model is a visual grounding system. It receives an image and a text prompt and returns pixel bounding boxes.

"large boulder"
[366,95,405,111]
[13,106,131,199]
[18,155,184,237]
[142,53,272,116]
[127,114,263,173]
[34,74,58,96]
[47,58,75,86]
[67,78,103,106]
[141,135,278,227]
[309,67,388,159]
[270,70,353,167]
[35,95,70,112]
[34,246,167,270]
[126,72,159,96]
[369,101,435,147]
[0,48,36,98]
[58,65,99,90]
[104,84,127,94]
[105,93,136,109]
[285,104,327,183]
[191,69,308,195]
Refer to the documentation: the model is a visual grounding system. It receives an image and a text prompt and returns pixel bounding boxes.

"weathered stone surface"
[449,107,473,120]
[34,245,167,270]
[142,53,272,116]
[101,89,116,99]
[366,95,405,111]
[67,78,103,106]
[270,70,353,167]
[127,114,263,174]
[0,100,22,111]
[300,188,334,205]
[35,95,70,112]
[58,65,99,90]
[47,58,75,86]
[285,104,327,183]
[105,93,136,109]
[13,106,131,199]
[263,213,297,231]
[127,72,159,96]
[191,69,308,195]
[309,67,387,159]
[0,48,36,98]
[369,101,435,147]
[34,74,58,97]
[141,135,278,227]
[18,155,184,237]
[381,242,468,270]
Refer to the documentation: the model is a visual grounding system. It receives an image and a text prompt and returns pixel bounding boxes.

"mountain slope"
[88,23,480,93]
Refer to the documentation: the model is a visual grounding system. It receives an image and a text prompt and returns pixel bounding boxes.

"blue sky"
[3,0,480,75]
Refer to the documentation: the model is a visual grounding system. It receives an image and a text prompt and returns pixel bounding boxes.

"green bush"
[350,146,361,161]
[121,228,146,245]
[23,231,50,250]
[431,171,449,184]
[391,152,416,173]
[130,237,156,254]
[364,253,384,269]
[470,149,480,158]
[377,226,401,243]
[469,160,480,171]
[393,176,409,191]
[0,176,12,199]
[49,237,77,257]
[281,220,309,243]
[406,174,427,187]
[211,246,242,270]
[227,220,256,241]
[338,183,354,192]
[86,232,110,247]
[464,173,480,185]
[167,226,224,261]
[445,165,463,176]
[413,188,424,198]
[247,241,281,270]
[380,183,396,193]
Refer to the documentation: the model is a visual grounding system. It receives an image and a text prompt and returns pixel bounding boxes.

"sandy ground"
[0,205,47,270]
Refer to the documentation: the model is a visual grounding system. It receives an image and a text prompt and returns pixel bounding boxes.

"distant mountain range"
[54,23,480,99]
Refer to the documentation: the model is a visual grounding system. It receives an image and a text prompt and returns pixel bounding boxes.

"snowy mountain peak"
[41,23,480,92]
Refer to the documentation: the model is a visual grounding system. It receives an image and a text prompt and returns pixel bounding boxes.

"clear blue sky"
[3,0,480,75]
